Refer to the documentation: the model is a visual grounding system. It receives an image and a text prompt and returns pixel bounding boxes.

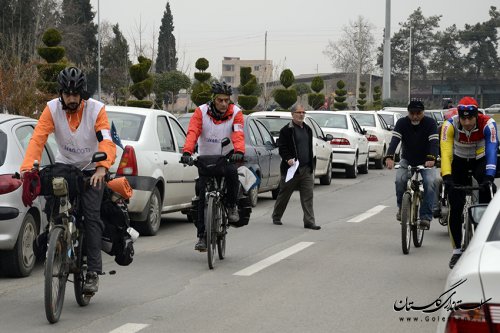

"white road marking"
[234,242,314,276]
[109,323,149,333]
[347,205,388,223]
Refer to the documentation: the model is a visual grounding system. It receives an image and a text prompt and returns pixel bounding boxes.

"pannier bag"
[197,155,227,177]
[39,163,84,200]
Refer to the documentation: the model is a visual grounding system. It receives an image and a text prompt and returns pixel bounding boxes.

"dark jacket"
[278,121,315,175]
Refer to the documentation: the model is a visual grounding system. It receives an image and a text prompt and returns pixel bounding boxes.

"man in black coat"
[272,104,320,230]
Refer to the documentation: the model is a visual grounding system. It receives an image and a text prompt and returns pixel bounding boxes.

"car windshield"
[351,113,376,126]
[0,130,6,167]
[107,112,146,141]
[308,114,347,129]
[433,111,444,121]
[380,114,395,126]
[255,117,290,136]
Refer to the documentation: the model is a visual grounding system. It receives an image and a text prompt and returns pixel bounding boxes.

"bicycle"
[43,152,107,323]
[396,164,428,255]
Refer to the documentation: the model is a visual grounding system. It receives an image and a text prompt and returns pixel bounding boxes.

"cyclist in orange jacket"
[20,67,116,293]
[181,82,245,252]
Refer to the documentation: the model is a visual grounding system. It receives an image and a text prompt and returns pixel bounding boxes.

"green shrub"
[129,60,151,83]
[334,80,348,110]
[279,69,295,89]
[42,28,62,47]
[241,77,257,95]
[37,47,65,63]
[311,76,324,93]
[194,72,211,82]
[126,100,153,108]
[195,58,209,71]
[36,81,59,94]
[308,93,325,110]
[373,86,382,110]
[274,89,297,110]
[191,81,212,106]
[129,77,153,100]
[37,63,67,82]
[238,95,258,110]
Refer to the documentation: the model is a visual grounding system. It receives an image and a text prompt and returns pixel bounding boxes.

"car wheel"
[249,186,259,207]
[345,156,358,179]
[137,187,161,236]
[0,212,38,277]
[319,158,332,185]
[358,155,369,174]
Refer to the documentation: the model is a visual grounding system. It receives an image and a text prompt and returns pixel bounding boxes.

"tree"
[334,80,348,110]
[377,8,441,80]
[101,24,131,105]
[191,58,211,106]
[153,71,191,110]
[373,86,382,110]
[155,2,177,73]
[323,16,377,74]
[357,82,367,110]
[36,28,67,96]
[237,67,258,111]
[273,69,297,110]
[308,76,325,110]
[127,56,153,108]
[459,6,500,98]
[59,0,98,94]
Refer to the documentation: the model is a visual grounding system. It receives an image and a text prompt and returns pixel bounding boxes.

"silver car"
[0,114,57,277]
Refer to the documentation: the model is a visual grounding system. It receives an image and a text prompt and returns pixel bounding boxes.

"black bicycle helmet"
[211,81,232,96]
[58,67,87,95]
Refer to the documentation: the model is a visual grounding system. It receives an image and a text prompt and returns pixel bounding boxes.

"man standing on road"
[272,104,320,230]
[385,100,439,230]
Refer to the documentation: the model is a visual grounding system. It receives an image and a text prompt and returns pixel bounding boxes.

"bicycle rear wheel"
[44,227,68,324]
[412,195,424,248]
[74,231,92,306]
[217,208,227,260]
[401,192,412,254]
[205,196,218,269]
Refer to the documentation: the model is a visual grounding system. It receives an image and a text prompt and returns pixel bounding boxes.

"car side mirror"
[92,152,107,162]
[324,134,333,141]
[387,125,394,131]
[362,129,367,135]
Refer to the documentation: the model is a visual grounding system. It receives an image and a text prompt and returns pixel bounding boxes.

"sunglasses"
[457,105,478,112]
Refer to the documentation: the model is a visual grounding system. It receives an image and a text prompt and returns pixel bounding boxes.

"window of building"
[223,64,234,72]
[254,65,260,71]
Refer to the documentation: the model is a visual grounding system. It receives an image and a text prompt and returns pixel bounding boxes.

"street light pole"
[382,0,391,100]
[408,26,412,102]
[97,0,101,101]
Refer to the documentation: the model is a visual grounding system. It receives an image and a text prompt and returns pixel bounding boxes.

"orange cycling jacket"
[20,98,116,172]
[183,103,245,155]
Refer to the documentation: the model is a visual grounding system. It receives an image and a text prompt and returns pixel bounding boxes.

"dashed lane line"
[233,242,315,276]
[347,205,388,223]
[109,323,149,333]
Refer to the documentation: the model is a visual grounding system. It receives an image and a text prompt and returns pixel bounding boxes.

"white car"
[436,194,500,332]
[348,111,393,169]
[307,111,369,178]
[485,104,500,114]
[107,106,198,236]
[249,111,334,185]
[0,114,58,277]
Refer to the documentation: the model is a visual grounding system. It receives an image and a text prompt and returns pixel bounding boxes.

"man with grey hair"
[272,104,320,230]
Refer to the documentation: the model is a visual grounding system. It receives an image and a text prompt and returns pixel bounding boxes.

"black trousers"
[195,163,238,238]
[448,157,494,249]
[81,181,105,273]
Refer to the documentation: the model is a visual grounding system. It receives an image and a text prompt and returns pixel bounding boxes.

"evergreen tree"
[36,28,67,96]
[308,76,325,110]
[191,58,212,106]
[101,24,131,105]
[237,67,258,111]
[357,82,367,110]
[156,2,177,73]
[373,86,382,110]
[334,80,348,110]
[273,69,297,110]
[127,56,153,108]
[59,0,98,94]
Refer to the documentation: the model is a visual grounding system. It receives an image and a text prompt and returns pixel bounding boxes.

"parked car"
[424,109,445,126]
[436,193,500,332]
[378,110,404,129]
[177,112,193,131]
[485,104,500,114]
[348,111,394,169]
[306,111,369,178]
[106,106,198,236]
[243,116,281,206]
[0,114,58,277]
[249,111,334,185]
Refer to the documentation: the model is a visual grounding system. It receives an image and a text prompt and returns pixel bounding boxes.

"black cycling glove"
[180,152,193,165]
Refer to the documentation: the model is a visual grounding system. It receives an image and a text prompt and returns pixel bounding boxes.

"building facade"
[221,57,272,87]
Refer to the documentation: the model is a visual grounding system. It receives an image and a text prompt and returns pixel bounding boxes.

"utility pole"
[356,22,362,103]
[97,0,101,101]
[263,31,268,109]
[382,0,391,100]
[408,26,412,102]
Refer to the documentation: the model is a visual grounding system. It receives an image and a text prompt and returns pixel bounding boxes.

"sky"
[89,0,497,79]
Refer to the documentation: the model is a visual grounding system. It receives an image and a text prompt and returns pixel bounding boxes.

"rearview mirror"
[92,152,107,163]
[324,134,333,141]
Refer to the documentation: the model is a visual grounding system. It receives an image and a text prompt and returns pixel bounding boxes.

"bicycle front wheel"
[217,207,227,260]
[44,227,68,324]
[462,207,472,251]
[412,194,424,248]
[74,231,91,306]
[401,192,412,255]
[205,196,218,269]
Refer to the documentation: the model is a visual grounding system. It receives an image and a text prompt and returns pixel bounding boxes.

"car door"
[350,116,369,162]
[255,119,280,188]
[156,115,185,207]
[305,117,330,175]
[377,114,393,148]
[168,116,197,204]
[248,119,269,189]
